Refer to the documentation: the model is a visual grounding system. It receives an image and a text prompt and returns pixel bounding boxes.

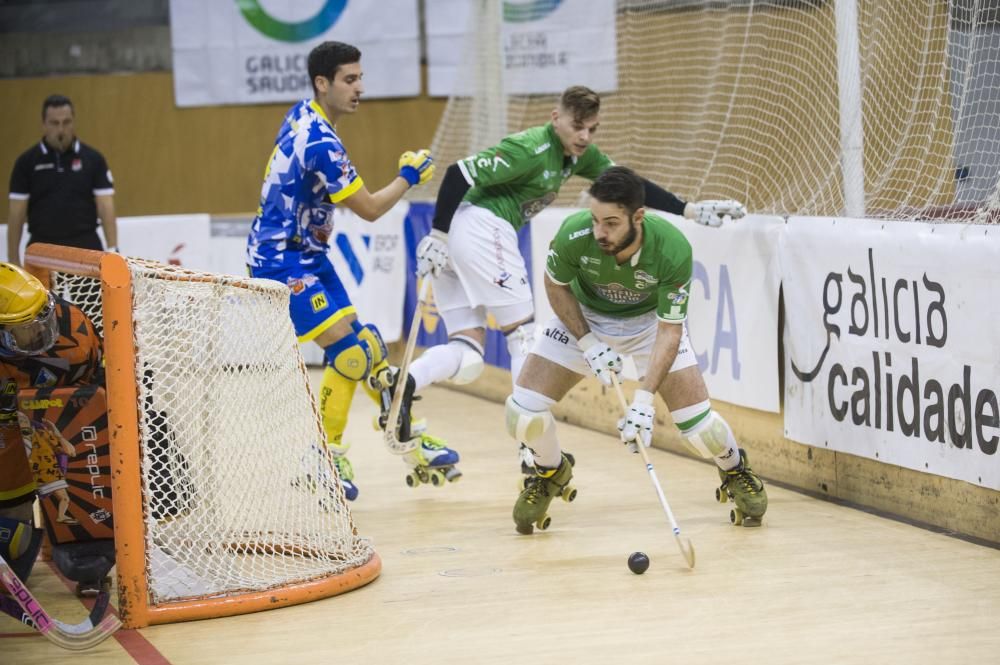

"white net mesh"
[46,258,373,606]
[426,0,1000,223]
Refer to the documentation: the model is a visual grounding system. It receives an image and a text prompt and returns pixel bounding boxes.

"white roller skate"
[402,432,461,488]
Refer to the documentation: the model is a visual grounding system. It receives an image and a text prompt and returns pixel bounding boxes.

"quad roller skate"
[518,446,575,488]
[513,452,576,535]
[293,442,358,503]
[715,448,767,526]
[402,433,461,487]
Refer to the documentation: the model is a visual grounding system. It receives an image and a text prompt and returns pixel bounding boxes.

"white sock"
[409,343,462,391]
[713,417,741,471]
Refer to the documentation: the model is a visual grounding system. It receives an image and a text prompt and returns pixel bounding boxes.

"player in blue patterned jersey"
[246,41,458,501]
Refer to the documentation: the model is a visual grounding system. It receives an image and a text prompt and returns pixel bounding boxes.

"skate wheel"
[445,468,462,483]
[742,515,763,527]
[515,523,534,535]
[715,487,728,504]
[537,515,552,531]
[428,470,445,487]
[405,472,421,488]
[730,508,743,525]
[562,485,577,503]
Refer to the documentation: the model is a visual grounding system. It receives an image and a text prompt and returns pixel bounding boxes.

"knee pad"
[323,333,373,381]
[0,516,43,582]
[448,335,485,385]
[679,409,730,459]
[355,322,387,366]
[504,387,555,443]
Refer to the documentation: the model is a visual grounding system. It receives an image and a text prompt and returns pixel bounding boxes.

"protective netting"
[49,259,373,605]
[425,0,1000,223]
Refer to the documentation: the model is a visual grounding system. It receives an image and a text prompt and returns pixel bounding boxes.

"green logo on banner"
[237,0,348,42]
[504,0,563,23]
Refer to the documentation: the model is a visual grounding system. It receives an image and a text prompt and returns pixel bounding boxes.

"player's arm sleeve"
[310,139,364,204]
[431,164,471,233]
[642,178,687,216]
[656,255,693,323]
[92,152,114,196]
[544,234,579,286]
[455,136,535,189]
[8,154,30,200]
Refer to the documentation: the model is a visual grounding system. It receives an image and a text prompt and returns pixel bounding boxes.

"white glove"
[686,200,747,228]
[580,332,622,386]
[416,229,449,277]
[618,389,655,453]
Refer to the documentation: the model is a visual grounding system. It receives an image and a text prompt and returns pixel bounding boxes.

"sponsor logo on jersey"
[286,273,318,295]
[534,142,551,155]
[71,158,82,172]
[635,270,656,283]
[33,368,58,388]
[568,227,592,240]
[310,293,328,312]
[20,398,65,410]
[34,163,55,171]
[520,192,557,221]
[592,282,649,305]
[494,271,514,290]
[669,288,689,305]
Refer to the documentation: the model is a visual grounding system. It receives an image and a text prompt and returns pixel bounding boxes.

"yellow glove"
[398,149,435,187]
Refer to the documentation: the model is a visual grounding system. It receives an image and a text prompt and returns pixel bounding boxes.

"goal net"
[426,0,1000,223]
[24,245,379,628]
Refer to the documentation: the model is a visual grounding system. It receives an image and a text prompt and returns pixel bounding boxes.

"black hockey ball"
[628,551,650,574]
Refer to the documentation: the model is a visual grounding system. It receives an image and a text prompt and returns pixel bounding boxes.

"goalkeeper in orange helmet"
[0,262,102,588]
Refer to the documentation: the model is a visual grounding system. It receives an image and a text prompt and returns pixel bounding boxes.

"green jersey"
[457,123,614,231]
[545,210,693,321]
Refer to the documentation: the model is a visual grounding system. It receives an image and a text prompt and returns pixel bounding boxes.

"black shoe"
[378,371,419,441]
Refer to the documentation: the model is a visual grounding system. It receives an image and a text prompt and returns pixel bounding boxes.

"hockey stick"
[610,373,696,569]
[0,556,121,650]
[382,277,431,455]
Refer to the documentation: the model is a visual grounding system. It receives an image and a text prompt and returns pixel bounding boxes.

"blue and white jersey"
[247,100,364,268]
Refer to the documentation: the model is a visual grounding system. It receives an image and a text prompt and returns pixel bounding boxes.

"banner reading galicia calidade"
[426,0,617,97]
[781,217,1000,490]
[170,0,420,107]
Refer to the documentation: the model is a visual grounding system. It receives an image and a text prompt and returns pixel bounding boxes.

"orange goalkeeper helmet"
[0,263,57,355]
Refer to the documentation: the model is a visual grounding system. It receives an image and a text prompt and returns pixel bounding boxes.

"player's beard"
[598,220,639,256]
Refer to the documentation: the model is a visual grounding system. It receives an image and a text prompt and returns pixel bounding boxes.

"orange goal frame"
[24,244,381,628]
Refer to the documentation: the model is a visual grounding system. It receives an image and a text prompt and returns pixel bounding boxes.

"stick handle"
[383,278,431,453]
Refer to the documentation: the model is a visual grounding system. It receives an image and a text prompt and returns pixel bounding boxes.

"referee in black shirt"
[7,94,118,265]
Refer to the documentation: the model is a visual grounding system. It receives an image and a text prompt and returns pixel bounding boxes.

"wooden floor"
[4,377,1000,664]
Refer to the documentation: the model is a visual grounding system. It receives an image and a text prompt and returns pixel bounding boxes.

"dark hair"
[308,41,362,94]
[589,166,645,215]
[560,86,600,123]
[42,94,73,119]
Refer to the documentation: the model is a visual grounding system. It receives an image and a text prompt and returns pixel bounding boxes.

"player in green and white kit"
[405,87,746,420]
[504,166,767,534]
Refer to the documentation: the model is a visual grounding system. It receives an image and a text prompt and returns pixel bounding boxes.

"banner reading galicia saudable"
[169,0,420,107]
[781,217,1000,489]
[426,0,617,96]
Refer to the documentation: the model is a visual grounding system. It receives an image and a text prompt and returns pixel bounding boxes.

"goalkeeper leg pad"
[0,516,43,582]
[323,333,373,382]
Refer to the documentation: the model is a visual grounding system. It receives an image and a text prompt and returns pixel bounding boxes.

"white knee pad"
[680,410,731,459]
[505,389,554,443]
[448,335,485,385]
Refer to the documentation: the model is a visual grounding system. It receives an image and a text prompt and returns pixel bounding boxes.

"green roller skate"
[716,448,767,527]
[513,453,576,535]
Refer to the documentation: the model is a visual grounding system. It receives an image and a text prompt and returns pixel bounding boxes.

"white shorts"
[433,204,534,332]
[531,306,698,381]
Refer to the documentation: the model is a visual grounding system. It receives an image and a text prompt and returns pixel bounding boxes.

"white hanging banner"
[426,0,617,97]
[781,217,1000,490]
[529,208,781,413]
[169,0,420,107]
